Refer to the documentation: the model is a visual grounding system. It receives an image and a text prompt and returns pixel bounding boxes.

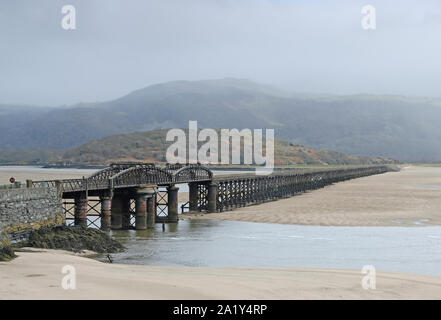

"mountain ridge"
[0,78,440,162]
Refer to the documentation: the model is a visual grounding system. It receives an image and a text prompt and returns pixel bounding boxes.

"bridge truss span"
[111,164,173,188]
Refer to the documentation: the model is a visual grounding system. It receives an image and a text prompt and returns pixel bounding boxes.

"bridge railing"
[32,178,114,192]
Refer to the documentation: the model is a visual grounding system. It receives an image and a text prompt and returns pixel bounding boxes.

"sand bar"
[182,166,441,226]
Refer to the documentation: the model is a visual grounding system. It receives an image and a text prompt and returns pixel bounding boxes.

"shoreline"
[181,215,437,228]
[1,248,441,299]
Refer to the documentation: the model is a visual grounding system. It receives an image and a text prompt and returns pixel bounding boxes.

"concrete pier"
[167,185,179,222]
[74,193,88,227]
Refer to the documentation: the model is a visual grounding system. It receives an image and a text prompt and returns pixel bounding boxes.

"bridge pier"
[167,185,179,222]
[147,191,156,228]
[188,182,199,211]
[207,183,217,213]
[111,195,130,230]
[135,188,156,230]
[74,193,88,227]
[100,192,112,230]
[135,189,148,230]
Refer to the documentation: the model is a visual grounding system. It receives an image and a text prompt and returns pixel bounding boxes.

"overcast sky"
[0,0,440,106]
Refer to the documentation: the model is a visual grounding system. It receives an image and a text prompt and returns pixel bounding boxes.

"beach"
[182,166,441,226]
[1,248,441,300]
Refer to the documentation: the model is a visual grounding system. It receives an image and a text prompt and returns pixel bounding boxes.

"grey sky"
[0,0,440,106]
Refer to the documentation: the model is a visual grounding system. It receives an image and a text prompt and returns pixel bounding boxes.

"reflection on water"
[99,219,441,276]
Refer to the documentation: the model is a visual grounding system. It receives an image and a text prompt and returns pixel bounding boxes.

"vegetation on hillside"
[0,128,397,166]
[48,129,396,166]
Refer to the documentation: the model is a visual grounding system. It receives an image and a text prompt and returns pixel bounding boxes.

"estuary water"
[101,219,441,277]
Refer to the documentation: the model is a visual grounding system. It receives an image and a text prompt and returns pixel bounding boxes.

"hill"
[34,129,395,166]
[1,79,440,162]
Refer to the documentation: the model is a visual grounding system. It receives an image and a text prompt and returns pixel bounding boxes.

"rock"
[24,225,125,254]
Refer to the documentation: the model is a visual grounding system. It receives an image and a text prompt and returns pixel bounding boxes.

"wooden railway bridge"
[29,163,392,230]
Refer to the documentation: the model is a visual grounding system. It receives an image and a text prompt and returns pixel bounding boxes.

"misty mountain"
[1,78,441,162]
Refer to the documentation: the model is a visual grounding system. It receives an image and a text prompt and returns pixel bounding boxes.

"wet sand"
[182,166,441,227]
[1,249,441,299]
